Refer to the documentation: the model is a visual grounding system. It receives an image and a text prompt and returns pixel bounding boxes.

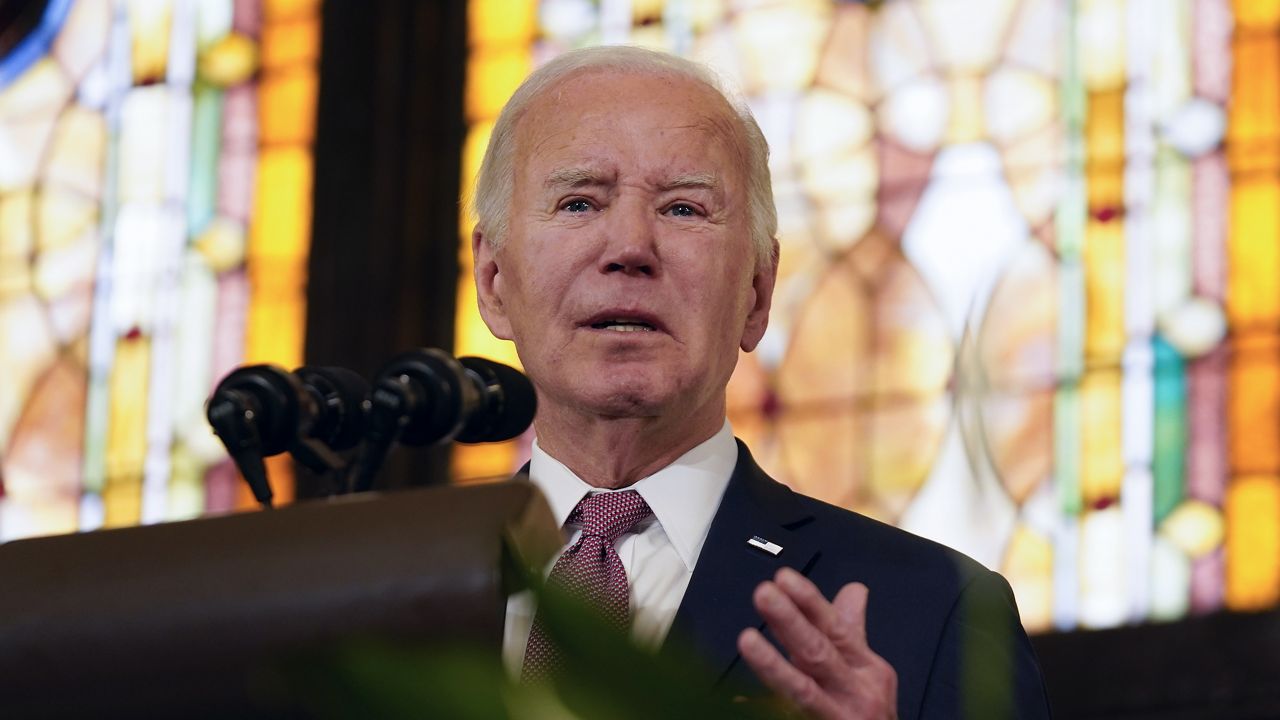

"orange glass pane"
[453,441,519,483]
[1079,370,1122,505]
[265,0,320,21]
[1233,0,1280,30]
[260,16,320,70]
[103,335,150,528]
[1226,34,1280,173]
[1225,475,1280,610]
[1083,218,1125,361]
[1227,333,1280,474]
[1086,88,1125,166]
[468,0,536,48]
[466,47,532,123]
[258,67,318,145]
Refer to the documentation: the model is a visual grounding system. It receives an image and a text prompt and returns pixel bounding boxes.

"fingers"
[776,569,870,662]
[738,628,841,718]
[752,576,849,687]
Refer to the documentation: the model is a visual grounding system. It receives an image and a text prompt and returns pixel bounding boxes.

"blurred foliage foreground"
[266,581,789,720]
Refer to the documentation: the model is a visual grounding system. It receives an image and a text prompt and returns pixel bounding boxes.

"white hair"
[471,45,778,267]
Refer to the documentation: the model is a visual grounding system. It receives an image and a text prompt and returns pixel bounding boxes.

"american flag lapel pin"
[747,535,783,556]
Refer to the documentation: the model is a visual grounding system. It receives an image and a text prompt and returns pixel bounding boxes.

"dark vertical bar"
[303,0,467,496]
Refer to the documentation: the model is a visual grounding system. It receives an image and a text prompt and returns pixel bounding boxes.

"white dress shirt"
[502,420,738,675]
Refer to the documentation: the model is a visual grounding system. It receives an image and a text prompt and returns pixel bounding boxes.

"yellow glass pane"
[128,0,172,83]
[37,189,98,253]
[1158,500,1226,558]
[1227,179,1280,326]
[265,0,320,21]
[469,0,536,47]
[466,47,531,123]
[1225,475,1280,610]
[1086,89,1125,166]
[199,32,259,88]
[1228,333,1280,474]
[945,74,984,144]
[245,263,306,368]
[1002,524,1053,633]
[259,67,318,145]
[1079,370,1122,505]
[250,147,313,262]
[1227,34,1280,173]
[45,105,106,200]
[0,58,72,120]
[1233,0,1280,30]
[0,189,35,264]
[1083,218,1125,361]
[194,217,247,272]
[261,16,319,70]
[103,335,151,528]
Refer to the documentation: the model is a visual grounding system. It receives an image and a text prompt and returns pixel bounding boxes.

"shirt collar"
[527,420,737,573]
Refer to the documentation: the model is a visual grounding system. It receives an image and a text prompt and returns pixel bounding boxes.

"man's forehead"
[541,165,723,191]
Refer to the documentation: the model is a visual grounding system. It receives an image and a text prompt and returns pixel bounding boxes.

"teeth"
[604,323,654,332]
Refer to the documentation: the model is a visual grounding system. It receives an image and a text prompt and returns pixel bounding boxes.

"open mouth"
[590,319,657,333]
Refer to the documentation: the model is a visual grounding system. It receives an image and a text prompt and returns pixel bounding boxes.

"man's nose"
[599,201,659,277]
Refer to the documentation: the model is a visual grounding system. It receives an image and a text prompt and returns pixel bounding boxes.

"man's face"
[474,70,775,424]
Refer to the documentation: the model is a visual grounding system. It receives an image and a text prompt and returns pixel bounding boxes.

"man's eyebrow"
[660,172,720,192]
[543,167,609,188]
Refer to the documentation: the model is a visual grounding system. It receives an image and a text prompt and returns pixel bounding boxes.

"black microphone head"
[207,364,314,455]
[294,366,370,451]
[374,349,473,446]
[455,356,537,443]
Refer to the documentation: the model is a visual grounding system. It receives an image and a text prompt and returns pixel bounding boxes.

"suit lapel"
[666,441,819,685]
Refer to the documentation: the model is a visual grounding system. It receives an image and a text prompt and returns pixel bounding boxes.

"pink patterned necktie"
[521,490,653,682]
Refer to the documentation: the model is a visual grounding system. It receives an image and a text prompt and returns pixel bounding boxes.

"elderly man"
[470,46,1050,719]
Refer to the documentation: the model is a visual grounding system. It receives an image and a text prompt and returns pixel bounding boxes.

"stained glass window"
[458,0,1275,630]
[0,0,321,540]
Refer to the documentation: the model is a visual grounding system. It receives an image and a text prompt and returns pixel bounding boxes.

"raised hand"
[738,568,898,720]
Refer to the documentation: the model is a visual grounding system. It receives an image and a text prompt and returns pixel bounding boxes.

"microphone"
[206,365,362,507]
[456,356,537,443]
[349,350,536,492]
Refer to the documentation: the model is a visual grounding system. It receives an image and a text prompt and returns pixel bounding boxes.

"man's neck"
[533,402,726,489]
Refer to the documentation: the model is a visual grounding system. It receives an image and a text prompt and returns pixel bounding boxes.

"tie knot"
[569,490,652,543]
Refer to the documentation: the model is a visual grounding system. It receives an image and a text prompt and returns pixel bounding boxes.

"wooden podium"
[0,481,559,717]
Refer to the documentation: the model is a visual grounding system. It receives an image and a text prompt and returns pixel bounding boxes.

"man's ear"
[472,228,514,340]
[740,239,779,353]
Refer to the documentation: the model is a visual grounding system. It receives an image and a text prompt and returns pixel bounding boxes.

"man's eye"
[667,203,699,217]
[562,199,592,213]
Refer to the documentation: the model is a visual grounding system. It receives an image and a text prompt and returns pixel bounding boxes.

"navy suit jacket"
[664,440,1052,720]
